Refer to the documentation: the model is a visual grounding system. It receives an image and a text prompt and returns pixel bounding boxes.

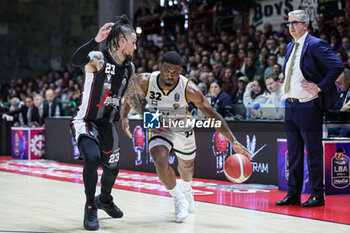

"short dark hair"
[161,51,182,65]
[210,79,223,89]
[265,74,279,81]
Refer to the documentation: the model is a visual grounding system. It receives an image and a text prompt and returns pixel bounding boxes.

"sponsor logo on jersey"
[151,100,158,106]
[174,92,180,102]
[173,103,180,110]
[104,83,111,90]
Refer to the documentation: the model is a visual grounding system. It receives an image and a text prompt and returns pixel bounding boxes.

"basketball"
[224,154,253,183]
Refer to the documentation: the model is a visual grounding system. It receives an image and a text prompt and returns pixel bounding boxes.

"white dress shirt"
[283,32,318,102]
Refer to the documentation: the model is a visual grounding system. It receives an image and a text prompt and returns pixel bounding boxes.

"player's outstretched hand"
[232,141,252,161]
[95,22,115,43]
[121,116,132,139]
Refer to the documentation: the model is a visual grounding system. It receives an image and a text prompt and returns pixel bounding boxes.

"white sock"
[181,180,192,192]
[168,183,184,198]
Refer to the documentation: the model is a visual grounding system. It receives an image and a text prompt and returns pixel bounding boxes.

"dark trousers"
[284,98,325,198]
[78,136,119,203]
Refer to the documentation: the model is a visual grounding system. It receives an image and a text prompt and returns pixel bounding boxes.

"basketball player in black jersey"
[70,15,136,231]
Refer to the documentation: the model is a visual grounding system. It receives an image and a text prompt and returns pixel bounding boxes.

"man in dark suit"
[33,94,47,126]
[44,89,64,117]
[276,10,344,207]
[2,95,40,126]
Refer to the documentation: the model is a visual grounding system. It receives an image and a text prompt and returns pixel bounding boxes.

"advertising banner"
[278,139,350,195]
[119,120,286,185]
[11,127,45,160]
[324,141,350,195]
[45,118,286,185]
[249,0,318,32]
[277,139,311,194]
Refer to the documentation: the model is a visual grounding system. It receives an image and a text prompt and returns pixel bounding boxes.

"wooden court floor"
[0,171,350,233]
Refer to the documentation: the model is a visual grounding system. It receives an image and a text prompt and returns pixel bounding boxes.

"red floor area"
[0,157,349,225]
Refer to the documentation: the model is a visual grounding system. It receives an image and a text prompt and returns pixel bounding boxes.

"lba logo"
[143,110,161,129]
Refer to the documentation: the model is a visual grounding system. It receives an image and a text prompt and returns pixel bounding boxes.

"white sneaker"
[173,196,189,223]
[184,189,195,213]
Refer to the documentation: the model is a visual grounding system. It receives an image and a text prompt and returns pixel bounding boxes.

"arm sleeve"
[71,38,99,67]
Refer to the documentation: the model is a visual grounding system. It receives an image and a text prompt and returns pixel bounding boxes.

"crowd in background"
[1,0,350,127]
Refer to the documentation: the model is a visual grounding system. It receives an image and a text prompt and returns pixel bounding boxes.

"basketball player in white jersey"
[121,51,252,223]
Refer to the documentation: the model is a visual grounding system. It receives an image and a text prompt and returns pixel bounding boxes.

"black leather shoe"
[276,195,301,206]
[301,196,325,207]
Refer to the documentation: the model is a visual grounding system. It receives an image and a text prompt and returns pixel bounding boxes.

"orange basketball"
[224,154,252,183]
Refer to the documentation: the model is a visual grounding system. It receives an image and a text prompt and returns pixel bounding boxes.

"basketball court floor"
[0,157,349,233]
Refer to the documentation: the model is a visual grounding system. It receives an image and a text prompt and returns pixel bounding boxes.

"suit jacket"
[6,105,40,126]
[283,33,344,111]
[44,99,64,118]
[34,103,48,126]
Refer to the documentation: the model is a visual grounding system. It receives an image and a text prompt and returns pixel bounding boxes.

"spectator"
[237,48,247,73]
[197,82,208,95]
[220,67,238,99]
[0,99,9,115]
[336,22,349,38]
[33,94,47,126]
[1,97,25,126]
[252,74,285,120]
[314,15,333,38]
[272,63,282,76]
[213,63,224,80]
[244,56,256,80]
[336,69,350,111]
[232,76,249,104]
[44,89,64,117]
[243,75,269,118]
[264,53,278,78]
[208,80,232,112]
[3,95,40,127]
[278,43,286,67]
[263,23,275,38]
[279,73,285,83]
[330,32,341,52]
[256,53,268,77]
[341,36,350,64]
[266,38,279,55]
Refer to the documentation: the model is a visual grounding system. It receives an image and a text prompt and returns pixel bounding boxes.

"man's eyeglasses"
[336,80,344,85]
[285,21,305,27]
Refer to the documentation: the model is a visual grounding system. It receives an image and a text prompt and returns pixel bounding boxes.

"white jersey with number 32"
[145,71,191,131]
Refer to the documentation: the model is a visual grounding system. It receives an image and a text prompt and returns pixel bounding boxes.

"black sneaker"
[84,203,99,231]
[95,194,123,218]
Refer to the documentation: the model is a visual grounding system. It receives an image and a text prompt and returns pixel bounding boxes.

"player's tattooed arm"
[123,73,150,115]
[85,51,104,73]
[121,73,150,139]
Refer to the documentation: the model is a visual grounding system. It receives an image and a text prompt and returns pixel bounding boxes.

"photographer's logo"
[143,110,161,129]
[143,110,222,129]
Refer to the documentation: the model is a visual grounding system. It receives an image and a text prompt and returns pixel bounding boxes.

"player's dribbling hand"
[95,22,115,43]
[232,141,252,161]
[121,117,132,139]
